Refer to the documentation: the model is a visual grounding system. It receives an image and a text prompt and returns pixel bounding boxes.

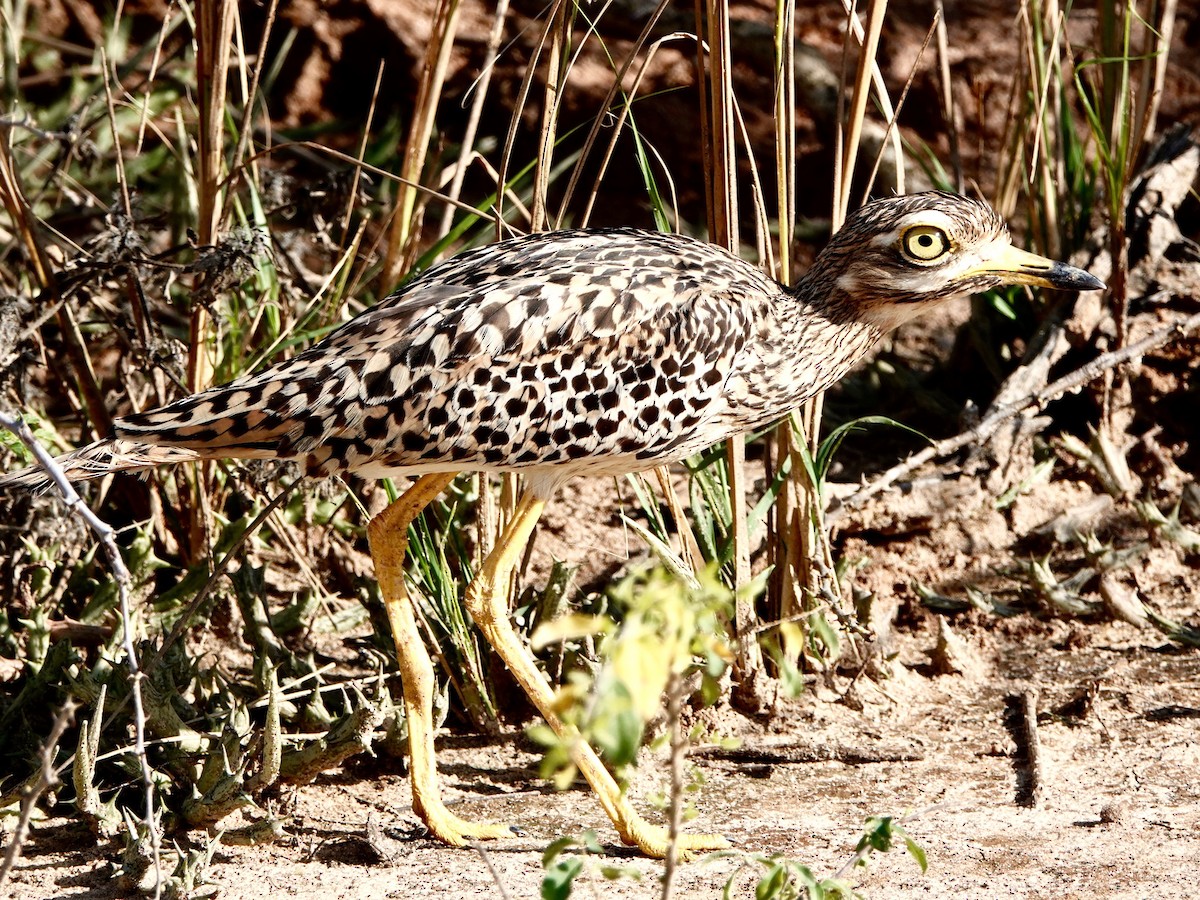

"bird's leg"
[367,472,512,845]
[464,491,730,860]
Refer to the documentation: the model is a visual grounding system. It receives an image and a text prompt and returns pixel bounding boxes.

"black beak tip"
[1051,262,1106,292]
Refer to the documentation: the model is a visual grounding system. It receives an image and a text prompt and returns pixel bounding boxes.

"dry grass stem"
[338,61,385,247]
[381,0,463,287]
[574,29,691,229]
[934,1,963,191]
[438,0,511,238]
[557,0,673,226]
[496,0,562,235]
[226,0,280,214]
[835,0,887,223]
[860,10,939,205]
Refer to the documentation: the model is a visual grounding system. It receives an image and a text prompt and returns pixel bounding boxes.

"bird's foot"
[618,823,730,860]
[417,802,517,846]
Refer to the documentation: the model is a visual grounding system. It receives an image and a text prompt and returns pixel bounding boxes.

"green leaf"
[903,834,928,873]
[541,857,584,900]
[542,835,576,867]
[589,683,644,768]
[755,862,788,900]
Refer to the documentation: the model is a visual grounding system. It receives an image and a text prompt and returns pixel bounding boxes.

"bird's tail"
[2,354,338,490]
[0,439,204,490]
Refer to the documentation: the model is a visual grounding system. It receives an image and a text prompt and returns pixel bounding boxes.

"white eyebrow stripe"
[895,209,958,232]
[871,228,902,248]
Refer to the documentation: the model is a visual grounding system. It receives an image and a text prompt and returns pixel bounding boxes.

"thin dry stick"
[660,670,687,900]
[732,94,774,273]
[379,0,463,288]
[773,0,795,275]
[1024,4,1066,260]
[1020,688,1044,808]
[933,1,964,192]
[1133,0,1177,153]
[99,49,133,222]
[836,0,887,222]
[555,0,673,226]
[701,0,758,687]
[834,310,1200,513]
[438,0,511,238]
[225,0,280,217]
[839,0,905,197]
[0,413,162,897]
[470,843,514,900]
[338,60,385,246]
[575,29,693,229]
[993,4,1031,217]
[0,124,112,436]
[691,0,714,223]
[135,0,178,152]
[654,466,705,573]
[861,9,939,205]
[240,141,500,224]
[769,0,799,643]
[0,701,76,889]
[495,0,560,235]
[830,0,851,220]
[705,0,737,249]
[529,0,571,232]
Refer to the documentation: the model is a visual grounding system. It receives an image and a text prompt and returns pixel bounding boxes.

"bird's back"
[111,228,784,480]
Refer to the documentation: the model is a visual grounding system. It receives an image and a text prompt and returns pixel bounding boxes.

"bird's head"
[804,191,1105,332]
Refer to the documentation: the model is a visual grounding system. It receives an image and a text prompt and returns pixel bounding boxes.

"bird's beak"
[967,242,1106,292]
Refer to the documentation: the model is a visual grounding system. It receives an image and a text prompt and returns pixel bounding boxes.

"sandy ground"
[8,608,1198,900]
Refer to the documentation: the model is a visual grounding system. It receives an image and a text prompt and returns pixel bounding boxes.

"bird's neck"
[704,276,887,437]
[770,278,887,403]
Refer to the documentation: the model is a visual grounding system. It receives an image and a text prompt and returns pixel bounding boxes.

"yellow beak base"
[969,243,1106,292]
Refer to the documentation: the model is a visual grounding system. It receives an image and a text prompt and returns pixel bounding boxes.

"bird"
[2,191,1104,858]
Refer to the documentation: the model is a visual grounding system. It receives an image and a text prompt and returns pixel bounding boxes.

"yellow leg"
[463,492,730,859]
[367,473,512,845]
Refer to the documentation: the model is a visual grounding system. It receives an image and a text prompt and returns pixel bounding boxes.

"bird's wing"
[115,230,773,476]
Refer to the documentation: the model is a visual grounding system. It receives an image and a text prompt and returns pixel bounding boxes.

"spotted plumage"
[4,192,1102,495]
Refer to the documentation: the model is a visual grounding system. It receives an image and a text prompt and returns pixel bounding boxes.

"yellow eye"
[901,225,950,262]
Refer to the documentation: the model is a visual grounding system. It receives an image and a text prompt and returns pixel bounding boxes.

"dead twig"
[438,0,511,239]
[661,669,686,900]
[1019,688,1044,809]
[0,701,77,889]
[833,310,1200,515]
[0,412,163,898]
[225,0,280,216]
[471,843,514,900]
